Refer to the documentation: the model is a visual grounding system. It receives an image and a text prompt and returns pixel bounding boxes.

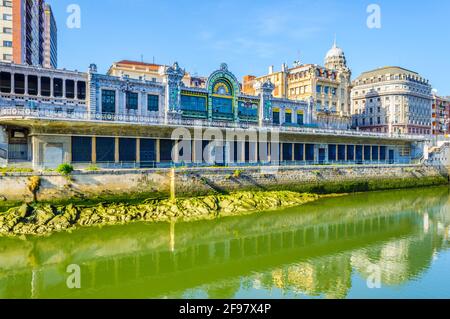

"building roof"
[358,66,419,78]
[112,60,163,71]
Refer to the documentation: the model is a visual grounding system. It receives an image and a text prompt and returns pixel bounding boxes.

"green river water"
[0,187,449,299]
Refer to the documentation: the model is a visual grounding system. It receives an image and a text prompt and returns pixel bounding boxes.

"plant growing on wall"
[56,163,74,177]
[232,170,243,178]
[27,176,41,202]
[86,164,100,171]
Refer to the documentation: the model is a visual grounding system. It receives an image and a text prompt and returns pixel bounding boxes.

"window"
[285,111,292,124]
[2,54,12,61]
[102,90,116,114]
[65,79,75,98]
[273,110,280,124]
[3,41,12,47]
[3,14,12,21]
[297,111,304,125]
[147,94,159,112]
[181,95,207,114]
[53,78,63,97]
[77,81,86,100]
[13,74,25,94]
[40,77,51,97]
[126,92,138,110]
[316,85,322,93]
[3,1,12,7]
[3,27,12,34]
[212,97,233,118]
[238,102,257,120]
[0,72,11,93]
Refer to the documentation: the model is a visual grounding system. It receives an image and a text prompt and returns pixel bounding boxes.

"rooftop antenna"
[333,34,337,47]
[153,56,155,64]
[140,54,144,63]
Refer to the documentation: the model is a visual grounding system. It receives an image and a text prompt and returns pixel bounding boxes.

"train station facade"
[0,61,424,169]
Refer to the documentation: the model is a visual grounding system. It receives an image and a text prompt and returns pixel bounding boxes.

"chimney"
[268,65,274,74]
[281,63,287,72]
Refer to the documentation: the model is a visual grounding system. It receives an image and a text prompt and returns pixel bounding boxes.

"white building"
[351,66,433,135]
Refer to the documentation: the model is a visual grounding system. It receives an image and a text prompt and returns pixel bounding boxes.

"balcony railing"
[0,106,428,141]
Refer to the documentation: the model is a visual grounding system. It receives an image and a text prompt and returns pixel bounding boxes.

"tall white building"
[351,66,433,135]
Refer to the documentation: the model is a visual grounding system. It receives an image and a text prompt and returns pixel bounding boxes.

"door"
[319,148,326,164]
[389,150,394,164]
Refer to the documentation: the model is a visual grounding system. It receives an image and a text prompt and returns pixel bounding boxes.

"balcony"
[0,106,428,141]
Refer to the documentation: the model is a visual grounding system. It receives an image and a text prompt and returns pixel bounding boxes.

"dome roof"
[326,42,345,59]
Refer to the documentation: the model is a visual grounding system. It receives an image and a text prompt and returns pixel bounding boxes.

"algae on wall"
[0,191,320,237]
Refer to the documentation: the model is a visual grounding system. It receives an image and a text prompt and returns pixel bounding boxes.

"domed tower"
[324,39,349,72]
[324,38,352,116]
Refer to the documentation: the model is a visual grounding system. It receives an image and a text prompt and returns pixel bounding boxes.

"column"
[24,74,28,95]
[37,76,41,97]
[136,138,140,164]
[173,140,179,163]
[62,79,66,98]
[345,145,348,162]
[10,73,14,93]
[91,136,96,164]
[31,136,40,170]
[115,137,119,163]
[50,78,54,97]
[115,90,120,115]
[156,138,161,163]
[280,143,283,162]
[303,144,306,161]
[291,143,295,161]
[240,141,245,163]
[74,81,78,100]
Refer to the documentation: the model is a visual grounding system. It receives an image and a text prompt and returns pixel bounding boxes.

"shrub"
[27,176,41,202]
[56,163,74,176]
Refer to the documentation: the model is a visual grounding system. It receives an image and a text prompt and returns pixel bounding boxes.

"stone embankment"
[0,164,447,202]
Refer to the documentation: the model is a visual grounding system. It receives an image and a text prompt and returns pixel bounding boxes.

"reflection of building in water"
[351,214,448,286]
[0,189,449,298]
[281,255,352,299]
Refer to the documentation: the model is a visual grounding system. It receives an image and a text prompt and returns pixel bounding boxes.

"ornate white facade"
[351,67,433,135]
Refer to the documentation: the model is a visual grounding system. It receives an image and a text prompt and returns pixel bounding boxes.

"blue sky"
[47,0,450,95]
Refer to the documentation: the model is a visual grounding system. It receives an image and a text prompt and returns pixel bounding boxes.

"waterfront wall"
[0,164,447,202]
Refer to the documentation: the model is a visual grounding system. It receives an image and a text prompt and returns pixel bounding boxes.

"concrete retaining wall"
[0,164,447,203]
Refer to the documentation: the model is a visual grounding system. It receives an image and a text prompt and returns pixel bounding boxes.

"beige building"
[242,42,352,115]
[351,66,433,135]
[107,60,207,88]
[242,41,352,129]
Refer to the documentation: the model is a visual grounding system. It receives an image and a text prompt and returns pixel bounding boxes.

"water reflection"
[0,187,449,299]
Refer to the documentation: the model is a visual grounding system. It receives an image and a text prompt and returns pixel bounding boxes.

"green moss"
[0,191,322,237]
[0,167,34,174]
[254,176,447,194]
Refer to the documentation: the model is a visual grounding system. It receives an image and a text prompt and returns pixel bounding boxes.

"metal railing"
[0,105,428,141]
[69,159,417,170]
